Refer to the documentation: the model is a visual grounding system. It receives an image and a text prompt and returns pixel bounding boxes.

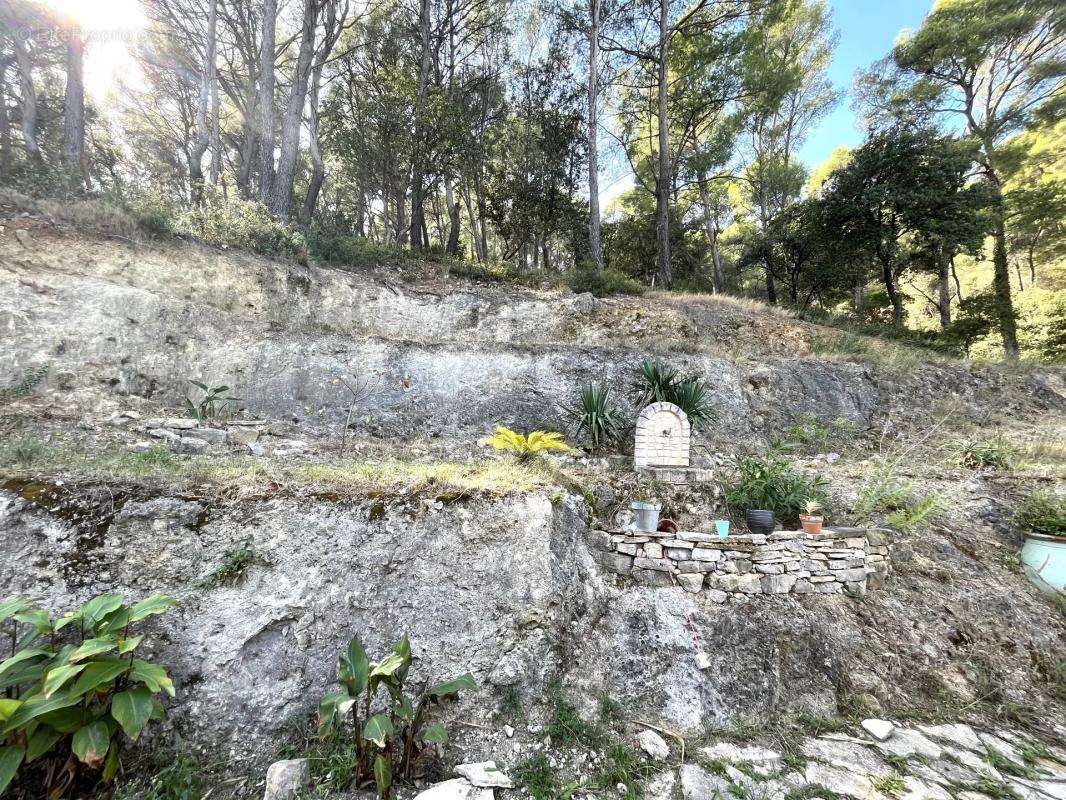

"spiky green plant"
[633,360,717,431]
[572,383,626,452]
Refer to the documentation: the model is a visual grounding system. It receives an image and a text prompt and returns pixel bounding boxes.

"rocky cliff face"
[2,225,1060,446]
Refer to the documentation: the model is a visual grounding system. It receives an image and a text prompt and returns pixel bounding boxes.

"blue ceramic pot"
[715,520,730,538]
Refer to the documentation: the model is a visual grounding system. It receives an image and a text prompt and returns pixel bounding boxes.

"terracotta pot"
[657,519,679,534]
[800,514,824,535]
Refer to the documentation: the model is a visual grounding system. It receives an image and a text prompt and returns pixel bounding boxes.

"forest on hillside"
[0,0,1063,362]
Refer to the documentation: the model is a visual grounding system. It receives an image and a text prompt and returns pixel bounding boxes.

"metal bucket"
[1021,532,1066,596]
[630,501,661,532]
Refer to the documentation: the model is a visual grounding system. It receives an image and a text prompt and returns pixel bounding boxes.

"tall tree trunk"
[937,245,951,330]
[8,35,39,159]
[698,177,725,293]
[981,155,1019,358]
[462,188,482,260]
[445,181,461,256]
[852,282,864,314]
[257,0,277,202]
[408,0,434,249]
[270,0,318,219]
[587,0,604,275]
[990,207,1020,358]
[0,66,12,174]
[654,0,672,288]
[62,29,87,192]
[190,0,218,203]
[881,259,903,326]
[209,65,221,185]
[300,61,326,227]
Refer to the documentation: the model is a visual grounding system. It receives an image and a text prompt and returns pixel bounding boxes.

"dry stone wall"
[587,527,891,599]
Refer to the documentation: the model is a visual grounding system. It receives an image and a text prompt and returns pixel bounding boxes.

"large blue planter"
[1020,533,1066,596]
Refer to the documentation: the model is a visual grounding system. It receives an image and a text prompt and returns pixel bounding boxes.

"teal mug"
[715,519,730,538]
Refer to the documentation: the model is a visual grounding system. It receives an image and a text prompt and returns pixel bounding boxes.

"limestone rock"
[875,728,943,761]
[228,426,260,445]
[677,573,704,593]
[636,729,670,761]
[455,761,513,788]
[680,764,729,800]
[861,719,894,741]
[414,778,493,800]
[185,427,228,444]
[699,742,781,774]
[263,758,310,800]
[803,762,876,798]
[644,770,678,800]
[14,228,32,248]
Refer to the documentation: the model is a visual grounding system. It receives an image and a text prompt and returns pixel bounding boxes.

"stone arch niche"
[633,402,691,469]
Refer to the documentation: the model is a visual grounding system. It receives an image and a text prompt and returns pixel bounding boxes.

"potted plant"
[800,500,825,535]
[724,453,827,536]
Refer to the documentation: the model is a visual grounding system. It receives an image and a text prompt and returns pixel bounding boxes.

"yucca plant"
[483,426,573,460]
[571,383,626,453]
[0,594,176,798]
[633,361,717,432]
[317,635,475,799]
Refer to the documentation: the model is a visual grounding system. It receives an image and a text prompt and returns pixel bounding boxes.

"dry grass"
[2,442,557,501]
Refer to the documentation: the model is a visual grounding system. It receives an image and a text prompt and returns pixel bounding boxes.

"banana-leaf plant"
[317,634,475,800]
[0,594,177,799]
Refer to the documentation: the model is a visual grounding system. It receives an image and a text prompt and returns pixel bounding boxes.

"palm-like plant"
[484,426,574,460]
[571,383,626,452]
[633,360,717,431]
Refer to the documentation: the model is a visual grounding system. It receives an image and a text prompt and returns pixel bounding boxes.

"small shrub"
[194,543,256,590]
[315,635,475,799]
[885,495,942,534]
[180,190,304,259]
[775,414,859,453]
[483,426,573,460]
[566,263,644,297]
[0,594,176,796]
[130,446,177,470]
[634,360,716,431]
[306,225,407,269]
[0,430,49,467]
[957,437,1013,469]
[571,383,626,452]
[183,380,239,422]
[0,363,50,405]
[1013,489,1066,536]
[724,454,827,526]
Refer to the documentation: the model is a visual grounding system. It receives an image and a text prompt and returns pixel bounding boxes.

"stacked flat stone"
[587,527,891,600]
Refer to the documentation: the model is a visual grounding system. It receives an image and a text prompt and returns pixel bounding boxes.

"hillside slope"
[1,217,1064,799]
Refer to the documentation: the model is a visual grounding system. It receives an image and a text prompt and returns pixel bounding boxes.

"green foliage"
[112,750,204,800]
[306,225,408,270]
[957,437,1013,469]
[180,191,305,259]
[315,634,475,799]
[546,684,605,749]
[183,380,239,423]
[483,426,573,460]
[595,742,653,800]
[984,748,1038,780]
[853,459,942,533]
[1013,489,1066,536]
[130,446,178,470]
[566,263,644,297]
[571,383,627,453]
[793,710,849,736]
[724,454,827,525]
[633,361,717,432]
[775,414,859,453]
[512,753,562,800]
[0,594,176,797]
[0,431,49,468]
[194,543,256,590]
[0,364,50,405]
[872,772,908,798]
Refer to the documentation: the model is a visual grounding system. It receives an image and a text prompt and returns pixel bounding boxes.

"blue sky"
[797,0,933,170]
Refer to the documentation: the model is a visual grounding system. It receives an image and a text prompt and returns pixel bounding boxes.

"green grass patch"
[872,772,908,798]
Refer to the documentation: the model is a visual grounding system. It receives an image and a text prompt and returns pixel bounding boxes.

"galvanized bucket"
[630,501,661,532]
